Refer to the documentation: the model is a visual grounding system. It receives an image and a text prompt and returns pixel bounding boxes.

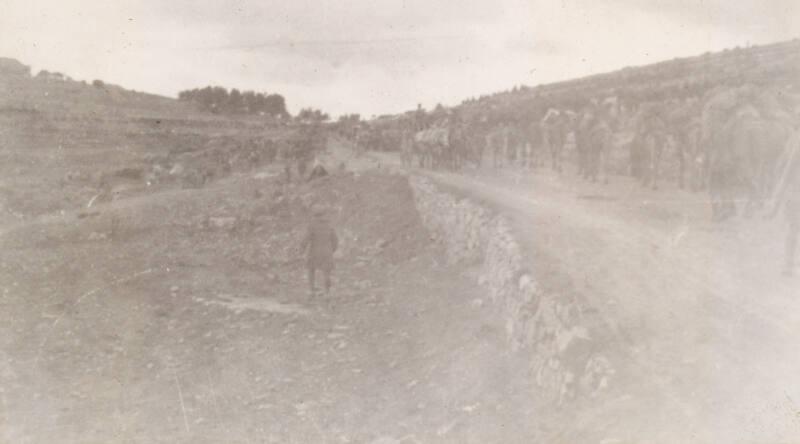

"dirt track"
[368,144,800,442]
[2,131,799,443]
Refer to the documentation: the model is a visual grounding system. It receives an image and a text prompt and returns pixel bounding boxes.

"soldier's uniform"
[301,210,339,295]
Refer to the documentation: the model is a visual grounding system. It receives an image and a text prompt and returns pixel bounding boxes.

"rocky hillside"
[0,58,306,225]
[1,58,197,119]
[459,38,800,115]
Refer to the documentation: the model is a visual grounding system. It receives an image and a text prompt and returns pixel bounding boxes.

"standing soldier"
[278,141,292,184]
[576,107,596,179]
[413,104,427,132]
[301,207,339,296]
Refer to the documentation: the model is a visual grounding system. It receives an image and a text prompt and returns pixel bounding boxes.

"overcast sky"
[2,0,798,117]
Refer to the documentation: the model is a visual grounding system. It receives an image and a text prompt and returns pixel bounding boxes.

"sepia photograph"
[1,0,799,442]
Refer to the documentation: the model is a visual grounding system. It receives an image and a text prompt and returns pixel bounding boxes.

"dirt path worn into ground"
[360,139,800,443]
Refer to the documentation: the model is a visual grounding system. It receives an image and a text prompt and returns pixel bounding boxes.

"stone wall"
[410,177,492,265]
[409,175,614,404]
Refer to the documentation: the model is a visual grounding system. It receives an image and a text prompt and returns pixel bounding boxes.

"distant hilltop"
[0,56,296,121]
[0,56,196,119]
[0,56,297,124]
[0,56,113,87]
[0,57,31,77]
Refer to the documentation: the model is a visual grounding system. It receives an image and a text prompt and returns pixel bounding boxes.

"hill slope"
[461,38,800,113]
[1,58,298,223]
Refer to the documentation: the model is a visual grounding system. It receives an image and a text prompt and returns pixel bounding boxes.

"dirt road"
[3,129,799,442]
[372,142,800,442]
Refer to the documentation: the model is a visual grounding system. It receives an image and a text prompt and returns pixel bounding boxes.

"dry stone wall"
[409,176,614,404]
[410,178,492,264]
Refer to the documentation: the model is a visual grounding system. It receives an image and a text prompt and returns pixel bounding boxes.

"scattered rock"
[87,231,108,241]
[461,403,480,413]
[208,216,237,229]
[169,164,184,175]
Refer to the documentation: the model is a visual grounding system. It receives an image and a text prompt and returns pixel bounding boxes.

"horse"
[414,126,450,169]
[448,123,470,171]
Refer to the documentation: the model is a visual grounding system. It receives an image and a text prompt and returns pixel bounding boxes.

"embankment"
[409,175,614,404]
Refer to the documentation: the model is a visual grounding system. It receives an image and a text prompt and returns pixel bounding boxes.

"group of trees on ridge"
[178,86,338,123]
[295,108,330,123]
[178,86,289,118]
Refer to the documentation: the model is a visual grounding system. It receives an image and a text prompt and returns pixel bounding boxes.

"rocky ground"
[0,149,559,443]
[2,80,560,443]
[6,79,799,442]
